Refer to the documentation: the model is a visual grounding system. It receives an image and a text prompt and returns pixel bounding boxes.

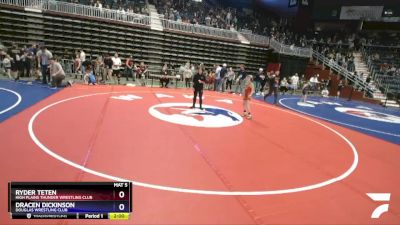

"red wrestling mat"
[0,85,399,224]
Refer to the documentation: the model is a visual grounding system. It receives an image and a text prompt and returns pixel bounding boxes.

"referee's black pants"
[193,88,203,108]
[264,86,278,104]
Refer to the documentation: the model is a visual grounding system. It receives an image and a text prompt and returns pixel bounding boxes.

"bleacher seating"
[364,46,400,97]
[0,3,269,75]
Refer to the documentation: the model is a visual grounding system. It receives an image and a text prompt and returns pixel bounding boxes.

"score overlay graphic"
[8,182,132,220]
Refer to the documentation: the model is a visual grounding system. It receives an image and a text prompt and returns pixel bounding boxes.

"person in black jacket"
[235,65,247,94]
[264,71,279,104]
[218,63,228,92]
[191,67,206,110]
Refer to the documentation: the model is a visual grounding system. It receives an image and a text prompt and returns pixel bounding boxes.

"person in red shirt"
[243,75,254,119]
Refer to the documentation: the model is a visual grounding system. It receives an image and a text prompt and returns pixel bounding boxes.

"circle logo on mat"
[335,107,400,124]
[148,103,243,128]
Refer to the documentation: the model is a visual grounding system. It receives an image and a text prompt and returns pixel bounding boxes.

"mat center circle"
[149,103,243,128]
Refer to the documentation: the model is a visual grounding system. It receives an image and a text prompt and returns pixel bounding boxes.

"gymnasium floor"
[0,80,399,224]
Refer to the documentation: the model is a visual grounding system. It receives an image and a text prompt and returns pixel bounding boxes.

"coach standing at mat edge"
[191,67,206,110]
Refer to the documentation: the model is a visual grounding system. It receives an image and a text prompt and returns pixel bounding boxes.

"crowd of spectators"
[59,0,400,52]
[0,43,74,87]
[151,0,285,35]
[0,43,39,81]
[153,0,236,30]
[1,42,309,96]
[63,0,148,15]
[0,41,376,101]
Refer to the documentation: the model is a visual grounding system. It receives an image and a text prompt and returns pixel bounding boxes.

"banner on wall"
[339,6,384,20]
[301,0,309,6]
[266,63,281,73]
[288,0,298,8]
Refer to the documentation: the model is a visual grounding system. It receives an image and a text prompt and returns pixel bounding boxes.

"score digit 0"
[119,191,125,199]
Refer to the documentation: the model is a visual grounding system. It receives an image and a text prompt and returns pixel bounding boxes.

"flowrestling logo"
[335,107,400,124]
[148,103,243,128]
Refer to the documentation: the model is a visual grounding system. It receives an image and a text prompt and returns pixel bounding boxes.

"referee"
[191,66,206,110]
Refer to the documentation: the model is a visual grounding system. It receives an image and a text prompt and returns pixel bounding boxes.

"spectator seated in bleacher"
[321,87,329,98]
[160,63,170,88]
[136,61,148,86]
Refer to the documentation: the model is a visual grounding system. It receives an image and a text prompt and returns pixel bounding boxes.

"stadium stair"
[237,33,250,45]
[148,4,163,31]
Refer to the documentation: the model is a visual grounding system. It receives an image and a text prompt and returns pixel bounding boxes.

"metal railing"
[312,50,374,96]
[0,0,151,26]
[269,38,312,58]
[160,19,238,40]
[0,0,43,7]
[240,32,269,46]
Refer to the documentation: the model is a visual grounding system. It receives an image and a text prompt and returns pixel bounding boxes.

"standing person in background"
[254,68,262,95]
[95,55,103,82]
[337,79,344,98]
[191,66,206,110]
[235,65,246,95]
[326,77,332,91]
[264,71,279,105]
[309,74,319,91]
[259,69,266,94]
[111,52,122,84]
[183,62,192,88]
[36,46,52,84]
[3,54,12,79]
[300,82,312,103]
[28,44,39,81]
[206,69,215,90]
[13,49,22,81]
[74,54,81,79]
[103,53,113,83]
[23,50,33,78]
[19,50,26,78]
[125,55,135,81]
[291,73,299,92]
[226,67,235,92]
[19,48,27,78]
[242,75,254,120]
[81,59,92,80]
[10,52,18,80]
[214,64,222,91]
[79,49,86,75]
[218,63,228,92]
[263,70,275,98]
